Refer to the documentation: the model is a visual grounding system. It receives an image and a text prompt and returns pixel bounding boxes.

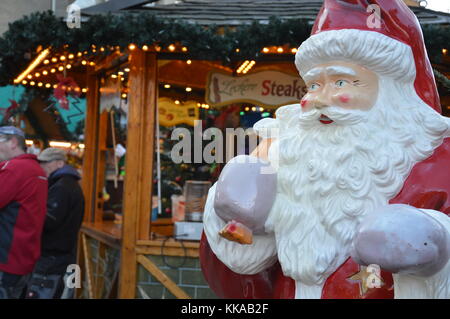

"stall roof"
[82,0,450,26]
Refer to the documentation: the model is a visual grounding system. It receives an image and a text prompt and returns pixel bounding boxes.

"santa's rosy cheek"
[300,99,308,108]
[339,94,351,104]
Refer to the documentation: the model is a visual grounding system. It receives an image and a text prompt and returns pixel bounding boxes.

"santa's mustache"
[298,106,369,127]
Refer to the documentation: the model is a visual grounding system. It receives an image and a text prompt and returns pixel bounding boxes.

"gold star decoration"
[348,265,384,297]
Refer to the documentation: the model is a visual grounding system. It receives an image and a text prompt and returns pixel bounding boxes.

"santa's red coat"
[200,138,450,299]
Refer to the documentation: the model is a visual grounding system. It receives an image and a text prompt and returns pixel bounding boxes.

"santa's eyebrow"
[325,66,357,77]
[303,67,323,82]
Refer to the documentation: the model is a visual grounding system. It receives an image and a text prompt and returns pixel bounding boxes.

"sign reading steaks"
[206,70,307,108]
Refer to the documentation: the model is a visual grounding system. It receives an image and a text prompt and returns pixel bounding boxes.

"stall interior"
[75,52,301,239]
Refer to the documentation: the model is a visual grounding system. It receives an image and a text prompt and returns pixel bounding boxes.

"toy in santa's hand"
[200,0,450,299]
[214,155,277,245]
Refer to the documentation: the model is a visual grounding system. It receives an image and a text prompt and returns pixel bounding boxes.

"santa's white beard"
[264,79,449,286]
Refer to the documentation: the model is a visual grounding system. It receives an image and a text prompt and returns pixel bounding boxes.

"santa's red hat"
[295,0,441,113]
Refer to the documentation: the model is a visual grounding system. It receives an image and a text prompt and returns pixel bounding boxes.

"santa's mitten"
[214,155,277,235]
[351,204,450,277]
[219,220,253,245]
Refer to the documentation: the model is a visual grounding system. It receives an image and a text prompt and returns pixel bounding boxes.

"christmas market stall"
[1,0,449,299]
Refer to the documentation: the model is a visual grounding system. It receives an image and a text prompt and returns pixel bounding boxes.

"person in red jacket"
[0,126,48,299]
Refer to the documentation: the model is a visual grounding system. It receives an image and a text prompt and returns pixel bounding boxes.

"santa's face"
[301,62,379,124]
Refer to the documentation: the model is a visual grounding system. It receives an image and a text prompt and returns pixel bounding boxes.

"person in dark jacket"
[0,126,48,299]
[25,148,84,299]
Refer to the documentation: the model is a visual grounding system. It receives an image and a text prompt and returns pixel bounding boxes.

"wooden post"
[75,233,85,299]
[118,50,157,298]
[81,233,94,299]
[95,241,106,298]
[81,70,100,223]
[93,111,109,222]
[110,111,119,189]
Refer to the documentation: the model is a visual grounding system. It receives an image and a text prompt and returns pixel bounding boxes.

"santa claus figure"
[200,0,450,299]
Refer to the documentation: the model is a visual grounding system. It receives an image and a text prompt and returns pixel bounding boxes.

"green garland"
[0,11,448,86]
[434,69,450,92]
[0,12,309,85]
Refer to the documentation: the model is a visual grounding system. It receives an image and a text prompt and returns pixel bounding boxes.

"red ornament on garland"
[0,99,20,123]
[53,74,81,110]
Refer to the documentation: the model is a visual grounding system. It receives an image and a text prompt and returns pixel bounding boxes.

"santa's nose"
[313,87,332,109]
[314,101,328,109]
[312,96,330,109]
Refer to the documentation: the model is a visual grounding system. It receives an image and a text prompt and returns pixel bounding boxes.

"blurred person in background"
[25,148,84,299]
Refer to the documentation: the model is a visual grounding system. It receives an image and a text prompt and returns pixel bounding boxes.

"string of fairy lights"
[15,43,303,91]
[19,42,446,117]
[12,42,331,119]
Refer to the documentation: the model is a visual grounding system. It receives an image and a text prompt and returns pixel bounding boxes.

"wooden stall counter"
[79,218,208,299]
[80,218,200,250]
[81,220,122,249]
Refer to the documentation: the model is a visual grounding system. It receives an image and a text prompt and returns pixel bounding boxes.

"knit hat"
[38,148,67,162]
[295,0,441,113]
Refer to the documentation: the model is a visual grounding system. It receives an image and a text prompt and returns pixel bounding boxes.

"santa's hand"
[213,155,277,236]
[351,204,450,277]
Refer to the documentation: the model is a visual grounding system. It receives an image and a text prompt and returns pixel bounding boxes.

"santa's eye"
[335,80,349,88]
[309,83,320,91]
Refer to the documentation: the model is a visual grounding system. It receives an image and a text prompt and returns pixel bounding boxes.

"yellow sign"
[158,98,199,127]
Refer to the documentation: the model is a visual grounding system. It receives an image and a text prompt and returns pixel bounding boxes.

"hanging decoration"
[45,74,85,133]
[41,90,82,140]
[0,99,20,124]
[53,74,81,110]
